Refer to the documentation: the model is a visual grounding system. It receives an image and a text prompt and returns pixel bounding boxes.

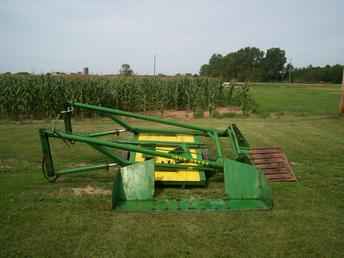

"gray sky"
[1,0,343,75]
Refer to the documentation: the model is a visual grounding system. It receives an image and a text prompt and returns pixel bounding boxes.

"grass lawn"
[1,83,344,258]
[251,83,341,114]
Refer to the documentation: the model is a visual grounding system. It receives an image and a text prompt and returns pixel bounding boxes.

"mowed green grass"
[251,83,342,114]
[1,84,344,258]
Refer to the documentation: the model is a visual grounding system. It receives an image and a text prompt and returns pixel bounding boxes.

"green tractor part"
[39,102,278,211]
[129,133,207,186]
[112,159,272,211]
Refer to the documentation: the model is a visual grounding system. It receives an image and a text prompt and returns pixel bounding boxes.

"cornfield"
[0,75,252,119]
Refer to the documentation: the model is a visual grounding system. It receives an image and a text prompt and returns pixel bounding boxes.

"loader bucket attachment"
[40,102,281,212]
[224,159,273,209]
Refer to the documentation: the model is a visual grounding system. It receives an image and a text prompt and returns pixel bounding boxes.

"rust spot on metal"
[249,147,296,182]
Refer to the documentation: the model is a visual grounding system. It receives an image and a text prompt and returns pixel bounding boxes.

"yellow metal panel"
[176,135,194,142]
[155,171,200,181]
[135,134,201,182]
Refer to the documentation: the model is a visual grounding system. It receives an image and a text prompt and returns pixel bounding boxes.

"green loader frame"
[39,102,273,211]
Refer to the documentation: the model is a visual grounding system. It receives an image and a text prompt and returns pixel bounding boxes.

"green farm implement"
[39,102,295,211]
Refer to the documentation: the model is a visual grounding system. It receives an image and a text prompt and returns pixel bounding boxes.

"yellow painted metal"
[135,134,202,182]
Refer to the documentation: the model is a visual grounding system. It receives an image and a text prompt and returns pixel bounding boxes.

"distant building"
[83,67,89,75]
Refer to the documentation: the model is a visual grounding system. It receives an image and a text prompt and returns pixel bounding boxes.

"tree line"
[200,47,343,83]
[291,64,343,84]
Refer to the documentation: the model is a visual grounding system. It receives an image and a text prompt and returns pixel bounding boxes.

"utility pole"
[288,58,293,84]
[288,67,292,84]
[153,55,156,76]
[340,68,344,114]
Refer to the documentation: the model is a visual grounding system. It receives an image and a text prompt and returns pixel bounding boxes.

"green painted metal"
[118,160,155,201]
[155,163,216,172]
[88,144,130,166]
[109,115,135,132]
[39,128,56,181]
[87,130,123,137]
[39,102,274,211]
[113,139,205,148]
[111,158,272,211]
[228,124,250,156]
[128,132,207,186]
[46,129,221,169]
[134,127,209,136]
[223,159,272,208]
[70,102,212,133]
[57,163,117,176]
[208,131,223,160]
[63,108,73,134]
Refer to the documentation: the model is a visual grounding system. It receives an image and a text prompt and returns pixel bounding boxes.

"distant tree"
[200,47,267,81]
[292,64,343,83]
[208,54,224,77]
[223,47,264,81]
[262,48,287,81]
[200,64,210,76]
[15,72,31,75]
[119,64,133,76]
[200,47,342,83]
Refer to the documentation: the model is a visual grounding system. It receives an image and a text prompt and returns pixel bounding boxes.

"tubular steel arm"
[38,102,273,211]
[39,102,249,182]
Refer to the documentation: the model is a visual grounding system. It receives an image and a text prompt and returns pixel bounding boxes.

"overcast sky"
[1,0,342,75]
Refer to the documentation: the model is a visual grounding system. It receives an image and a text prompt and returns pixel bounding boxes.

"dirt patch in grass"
[72,185,111,196]
[0,159,35,173]
[0,159,15,172]
[145,107,242,120]
[145,110,194,120]
[204,107,242,118]
[51,185,111,197]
